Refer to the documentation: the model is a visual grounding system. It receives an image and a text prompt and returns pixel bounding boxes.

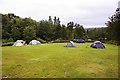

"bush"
[2,38,13,43]
[72,39,77,42]
[53,38,69,43]
[2,39,8,43]
[106,40,118,45]
[2,42,14,46]
[37,38,47,43]
[2,38,14,46]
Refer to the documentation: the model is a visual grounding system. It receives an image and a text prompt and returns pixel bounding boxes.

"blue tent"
[77,39,85,43]
[90,41,105,49]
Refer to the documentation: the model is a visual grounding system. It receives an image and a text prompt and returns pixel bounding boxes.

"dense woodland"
[1,9,120,45]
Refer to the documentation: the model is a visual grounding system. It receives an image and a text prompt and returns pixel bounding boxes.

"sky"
[0,0,119,28]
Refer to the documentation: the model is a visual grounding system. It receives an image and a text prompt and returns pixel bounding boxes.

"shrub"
[72,39,77,42]
[53,38,69,43]
[106,40,118,45]
[2,38,13,43]
[37,38,47,43]
[2,42,14,46]
[2,38,14,46]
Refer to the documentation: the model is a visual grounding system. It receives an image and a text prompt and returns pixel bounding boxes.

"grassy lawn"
[2,43,118,78]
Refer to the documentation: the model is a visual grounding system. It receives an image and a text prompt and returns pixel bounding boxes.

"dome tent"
[64,41,77,47]
[13,40,25,46]
[29,40,41,45]
[90,41,105,49]
[77,38,85,43]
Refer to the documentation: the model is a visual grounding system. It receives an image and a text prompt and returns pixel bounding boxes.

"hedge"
[2,42,14,46]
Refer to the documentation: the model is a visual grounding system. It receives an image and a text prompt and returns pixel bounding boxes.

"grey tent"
[64,41,77,47]
[13,40,25,46]
[29,40,41,45]
[90,41,105,49]
[77,38,85,43]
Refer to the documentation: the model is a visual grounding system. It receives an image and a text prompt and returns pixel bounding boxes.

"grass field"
[2,43,118,78]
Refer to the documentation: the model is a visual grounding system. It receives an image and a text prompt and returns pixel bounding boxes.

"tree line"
[2,14,86,43]
[1,9,120,45]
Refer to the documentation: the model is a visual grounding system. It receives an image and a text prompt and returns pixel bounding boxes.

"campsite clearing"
[2,43,118,78]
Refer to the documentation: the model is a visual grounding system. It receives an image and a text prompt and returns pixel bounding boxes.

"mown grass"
[2,43,118,78]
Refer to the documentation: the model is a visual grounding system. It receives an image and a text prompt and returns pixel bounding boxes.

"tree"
[57,17,60,25]
[67,22,74,40]
[2,13,24,40]
[37,20,55,41]
[2,30,11,39]
[2,14,12,34]
[48,16,53,24]
[23,26,36,43]
[106,8,120,45]
[86,28,97,40]
[11,17,23,40]
[54,16,57,25]
[54,23,61,39]
[60,24,68,40]
[74,23,85,39]
[53,17,61,39]
[11,26,21,41]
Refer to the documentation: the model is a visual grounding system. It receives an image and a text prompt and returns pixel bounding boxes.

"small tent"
[29,40,41,45]
[77,38,85,43]
[90,41,105,49]
[64,41,77,47]
[13,40,25,46]
[86,39,94,42]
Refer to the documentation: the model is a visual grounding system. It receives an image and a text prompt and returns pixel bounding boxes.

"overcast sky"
[0,0,119,28]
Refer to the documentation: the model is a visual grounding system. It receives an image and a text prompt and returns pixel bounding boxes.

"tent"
[90,41,105,49]
[13,40,25,46]
[77,38,85,43]
[64,41,77,47]
[29,40,41,45]
[86,39,94,42]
